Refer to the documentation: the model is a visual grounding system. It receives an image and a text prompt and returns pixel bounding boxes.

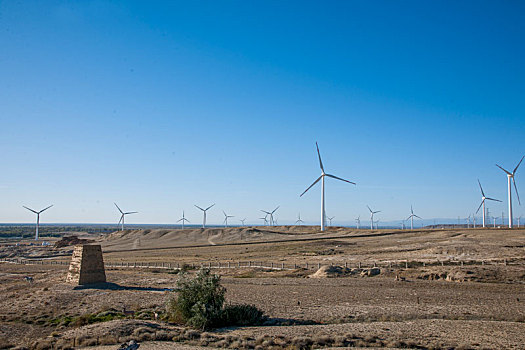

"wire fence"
[1,257,524,271]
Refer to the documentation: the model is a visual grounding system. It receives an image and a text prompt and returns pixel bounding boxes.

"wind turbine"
[519,216,522,228]
[261,206,279,226]
[367,205,380,230]
[114,203,137,231]
[295,213,304,225]
[300,142,355,231]
[177,211,190,229]
[195,204,215,228]
[476,179,501,228]
[496,155,524,228]
[240,218,246,226]
[259,217,268,225]
[23,205,53,240]
[327,216,335,226]
[355,216,360,229]
[406,205,422,230]
[223,211,234,227]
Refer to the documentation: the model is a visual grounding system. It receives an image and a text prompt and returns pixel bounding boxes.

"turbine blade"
[205,204,215,211]
[477,179,486,197]
[486,197,502,203]
[315,142,324,172]
[326,174,356,185]
[39,205,53,213]
[374,210,381,214]
[411,205,414,214]
[475,200,484,214]
[406,215,412,221]
[223,211,227,217]
[414,215,422,219]
[23,206,38,214]
[272,206,280,214]
[367,205,372,213]
[513,155,524,174]
[300,176,322,197]
[177,218,183,222]
[114,203,124,214]
[124,211,138,215]
[495,164,512,175]
[513,178,521,205]
[118,215,123,225]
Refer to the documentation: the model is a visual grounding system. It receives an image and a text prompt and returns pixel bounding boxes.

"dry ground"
[1,226,524,349]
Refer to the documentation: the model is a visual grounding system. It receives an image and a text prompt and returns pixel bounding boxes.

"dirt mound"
[309,266,381,278]
[54,235,94,248]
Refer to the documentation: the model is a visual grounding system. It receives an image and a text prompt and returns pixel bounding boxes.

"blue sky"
[1,1,524,225]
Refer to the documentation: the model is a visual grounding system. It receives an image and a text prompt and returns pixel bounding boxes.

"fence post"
[405,261,408,269]
[228,261,231,268]
[281,262,284,269]
[358,262,361,268]
[306,262,308,269]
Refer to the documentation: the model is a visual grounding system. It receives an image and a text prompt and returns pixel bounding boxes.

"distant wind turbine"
[367,205,380,230]
[496,155,524,228]
[177,211,190,229]
[406,205,422,230]
[355,216,360,229]
[300,142,355,231]
[223,211,234,227]
[240,218,246,226]
[195,204,215,228]
[475,180,500,228]
[114,203,137,231]
[327,216,335,226]
[23,205,53,240]
[261,206,279,226]
[295,213,304,225]
[259,217,268,225]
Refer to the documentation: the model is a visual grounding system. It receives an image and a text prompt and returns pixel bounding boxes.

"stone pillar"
[66,245,106,284]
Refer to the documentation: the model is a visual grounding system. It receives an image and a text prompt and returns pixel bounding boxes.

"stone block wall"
[66,245,106,284]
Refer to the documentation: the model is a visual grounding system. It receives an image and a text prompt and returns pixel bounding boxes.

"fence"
[1,257,523,271]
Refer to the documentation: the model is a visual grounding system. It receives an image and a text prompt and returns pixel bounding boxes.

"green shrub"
[167,269,225,329]
[166,269,265,330]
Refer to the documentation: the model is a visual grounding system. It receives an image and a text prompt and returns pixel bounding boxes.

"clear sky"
[1,1,524,226]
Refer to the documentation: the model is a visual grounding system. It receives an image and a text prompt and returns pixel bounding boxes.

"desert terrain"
[1,226,524,349]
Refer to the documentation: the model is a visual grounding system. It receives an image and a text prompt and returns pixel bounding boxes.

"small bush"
[166,268,265,330]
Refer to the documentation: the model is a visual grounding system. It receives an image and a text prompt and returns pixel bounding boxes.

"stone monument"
[66,245,106,284]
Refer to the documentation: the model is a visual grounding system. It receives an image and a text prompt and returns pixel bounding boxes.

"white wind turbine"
[240,218,247,226]
[223,211,234,227]
[295,213,304,225]
[367,205,380,230]
[496,155,524,228]
[114,203,137,231]
[300,142,355,231]
[355,216,360,229]
[327,216,335,226]
[177,211,190,229]
[406,205,422,230]
[195,204,215,228]
[23,205,53,240]
[476,179,501,228]
[259,217,269,225]
[261,206,279,226]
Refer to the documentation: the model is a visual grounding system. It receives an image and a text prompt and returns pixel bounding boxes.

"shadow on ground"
[73,282,174,292]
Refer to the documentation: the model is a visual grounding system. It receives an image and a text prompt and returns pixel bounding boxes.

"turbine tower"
[177,211,190,229]
[195,204,215,228]
[114,203,137,231]
[23,205,53,240]
[223,211,234,227]
[261,206,279,226]
[476,179,501,228]
[496,155,524,228]
[367,205,380,230]
[406,205,422,230]
[355,216,360,229]
[300,142,355,231]
[295,213,304,225]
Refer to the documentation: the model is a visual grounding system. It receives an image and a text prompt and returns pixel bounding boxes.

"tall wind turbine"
[406,205,422,230]
[223,211,234,227]
[300,142,356,231]
[327,216,335,226]
[195,204,215,228]
[177,211,190,229]
[355,216,360,229]
[261,206,279,226]
[295,213,304,225]
[496,155,524,228]
[23,205,53,240]
[114,203,137,231]
[476,179,501,228]
[367,205,380,230]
